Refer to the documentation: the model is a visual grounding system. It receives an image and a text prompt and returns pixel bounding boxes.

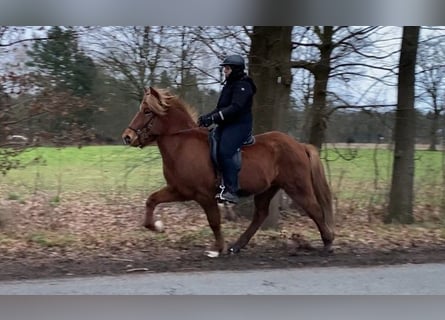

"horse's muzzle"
[123,135,132,145]
[122,128,137,146]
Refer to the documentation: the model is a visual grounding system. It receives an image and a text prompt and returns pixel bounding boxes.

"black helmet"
[220,54,245,69]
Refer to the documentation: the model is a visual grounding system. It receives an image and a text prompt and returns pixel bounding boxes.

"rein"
[127,96,204,145]
[169,127,200,135]
[127,117,200,146]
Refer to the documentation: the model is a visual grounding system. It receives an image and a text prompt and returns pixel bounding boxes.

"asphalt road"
[1,263,444,294]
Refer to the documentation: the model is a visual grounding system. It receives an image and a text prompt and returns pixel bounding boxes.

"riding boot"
[216,158,240,204]
[219,189,239,204]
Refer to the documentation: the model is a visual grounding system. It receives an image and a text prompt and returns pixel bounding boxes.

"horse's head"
[121,87,167,147]
[122,86,199,148]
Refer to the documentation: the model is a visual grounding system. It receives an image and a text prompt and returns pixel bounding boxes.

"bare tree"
[1,27,48,145]
[85,26,167,102]
[0,28,95,174]
[291,26,396,149]
[0,26,52,48]
[416,29,445,151]
[85,27,245,107]
[385,26,420,224]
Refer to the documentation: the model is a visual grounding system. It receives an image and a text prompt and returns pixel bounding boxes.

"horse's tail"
[304,144,335,234]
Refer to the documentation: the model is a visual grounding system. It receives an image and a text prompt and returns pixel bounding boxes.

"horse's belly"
[239,164,274,194]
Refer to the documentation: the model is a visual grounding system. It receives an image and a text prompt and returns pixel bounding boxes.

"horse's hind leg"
[285,187,334,254]
[228,186,280,254]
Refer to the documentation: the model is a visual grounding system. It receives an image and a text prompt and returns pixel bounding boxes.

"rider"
[198,54,257,204]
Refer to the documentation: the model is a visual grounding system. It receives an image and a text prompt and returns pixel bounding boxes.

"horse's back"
[251,130,307,154]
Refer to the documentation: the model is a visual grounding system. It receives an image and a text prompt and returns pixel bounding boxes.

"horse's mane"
[147,88,198,122]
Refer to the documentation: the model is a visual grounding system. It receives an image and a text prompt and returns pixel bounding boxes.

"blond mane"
[145,88,198,122]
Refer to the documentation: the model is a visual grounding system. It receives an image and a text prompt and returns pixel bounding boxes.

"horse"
[121,87,335,258]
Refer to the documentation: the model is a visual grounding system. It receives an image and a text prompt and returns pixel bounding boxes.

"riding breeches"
[214,123,251,193]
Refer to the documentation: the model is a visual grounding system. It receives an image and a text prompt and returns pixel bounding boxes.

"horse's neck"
[156,131,194,160]
[157,129,207,162]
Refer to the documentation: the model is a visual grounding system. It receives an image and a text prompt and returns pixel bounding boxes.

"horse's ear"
[144,87,149,94]
[149,87,160,100]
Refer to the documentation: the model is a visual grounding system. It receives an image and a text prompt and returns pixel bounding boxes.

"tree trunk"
[308,26,333,150]
[243,26,293,229]
[385,26,420,224]
[428,109,440,151]
[249,26,293,134]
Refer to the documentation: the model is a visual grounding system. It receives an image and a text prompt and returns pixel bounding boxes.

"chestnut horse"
[122,87,335,258]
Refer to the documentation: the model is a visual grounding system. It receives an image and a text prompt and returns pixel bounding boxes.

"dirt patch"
[2,244,445,281]
[1,195,445,281]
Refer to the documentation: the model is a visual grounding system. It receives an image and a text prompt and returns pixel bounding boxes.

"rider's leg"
[216,124,249,204]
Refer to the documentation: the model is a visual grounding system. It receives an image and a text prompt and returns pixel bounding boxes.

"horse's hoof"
[205,250,220,258]
[228,246,241,254]
[154,220,164,232]
[320,247,334,257]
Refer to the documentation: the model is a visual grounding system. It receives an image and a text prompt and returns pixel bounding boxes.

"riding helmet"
[220,55,245,69]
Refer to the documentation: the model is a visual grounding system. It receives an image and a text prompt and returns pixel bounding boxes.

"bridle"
[126,109,200,147]
[126,111,157,146]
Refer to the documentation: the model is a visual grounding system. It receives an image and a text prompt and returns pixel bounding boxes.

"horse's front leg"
[144,186,184,232]
[197,199,225,258]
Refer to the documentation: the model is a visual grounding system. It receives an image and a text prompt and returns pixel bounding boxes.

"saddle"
[208,128,255,178]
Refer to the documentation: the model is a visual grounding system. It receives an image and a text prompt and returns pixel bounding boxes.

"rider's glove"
[198,111,223,127]
[198,113,214,127]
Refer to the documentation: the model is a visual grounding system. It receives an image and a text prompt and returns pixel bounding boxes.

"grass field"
[0,145,164,198]
[0,144,444,209]
[322,145,445,206]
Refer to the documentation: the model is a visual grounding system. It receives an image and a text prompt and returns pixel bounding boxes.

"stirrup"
[215,184,225,200]
[216,190,239,204]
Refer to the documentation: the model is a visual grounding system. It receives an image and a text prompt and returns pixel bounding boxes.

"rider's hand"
[198,113,214,127]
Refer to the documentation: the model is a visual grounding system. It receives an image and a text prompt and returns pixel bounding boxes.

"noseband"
[127,113,157,144]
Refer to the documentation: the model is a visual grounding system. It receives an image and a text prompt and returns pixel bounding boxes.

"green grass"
[27,231,75,247]
[324,147,444,182]
[322,146,444,205]
[1,145,444,207]
[6,192,21,201]
[0,145,165,196]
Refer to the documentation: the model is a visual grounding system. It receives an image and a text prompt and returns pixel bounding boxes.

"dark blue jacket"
[214,71,257,127]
